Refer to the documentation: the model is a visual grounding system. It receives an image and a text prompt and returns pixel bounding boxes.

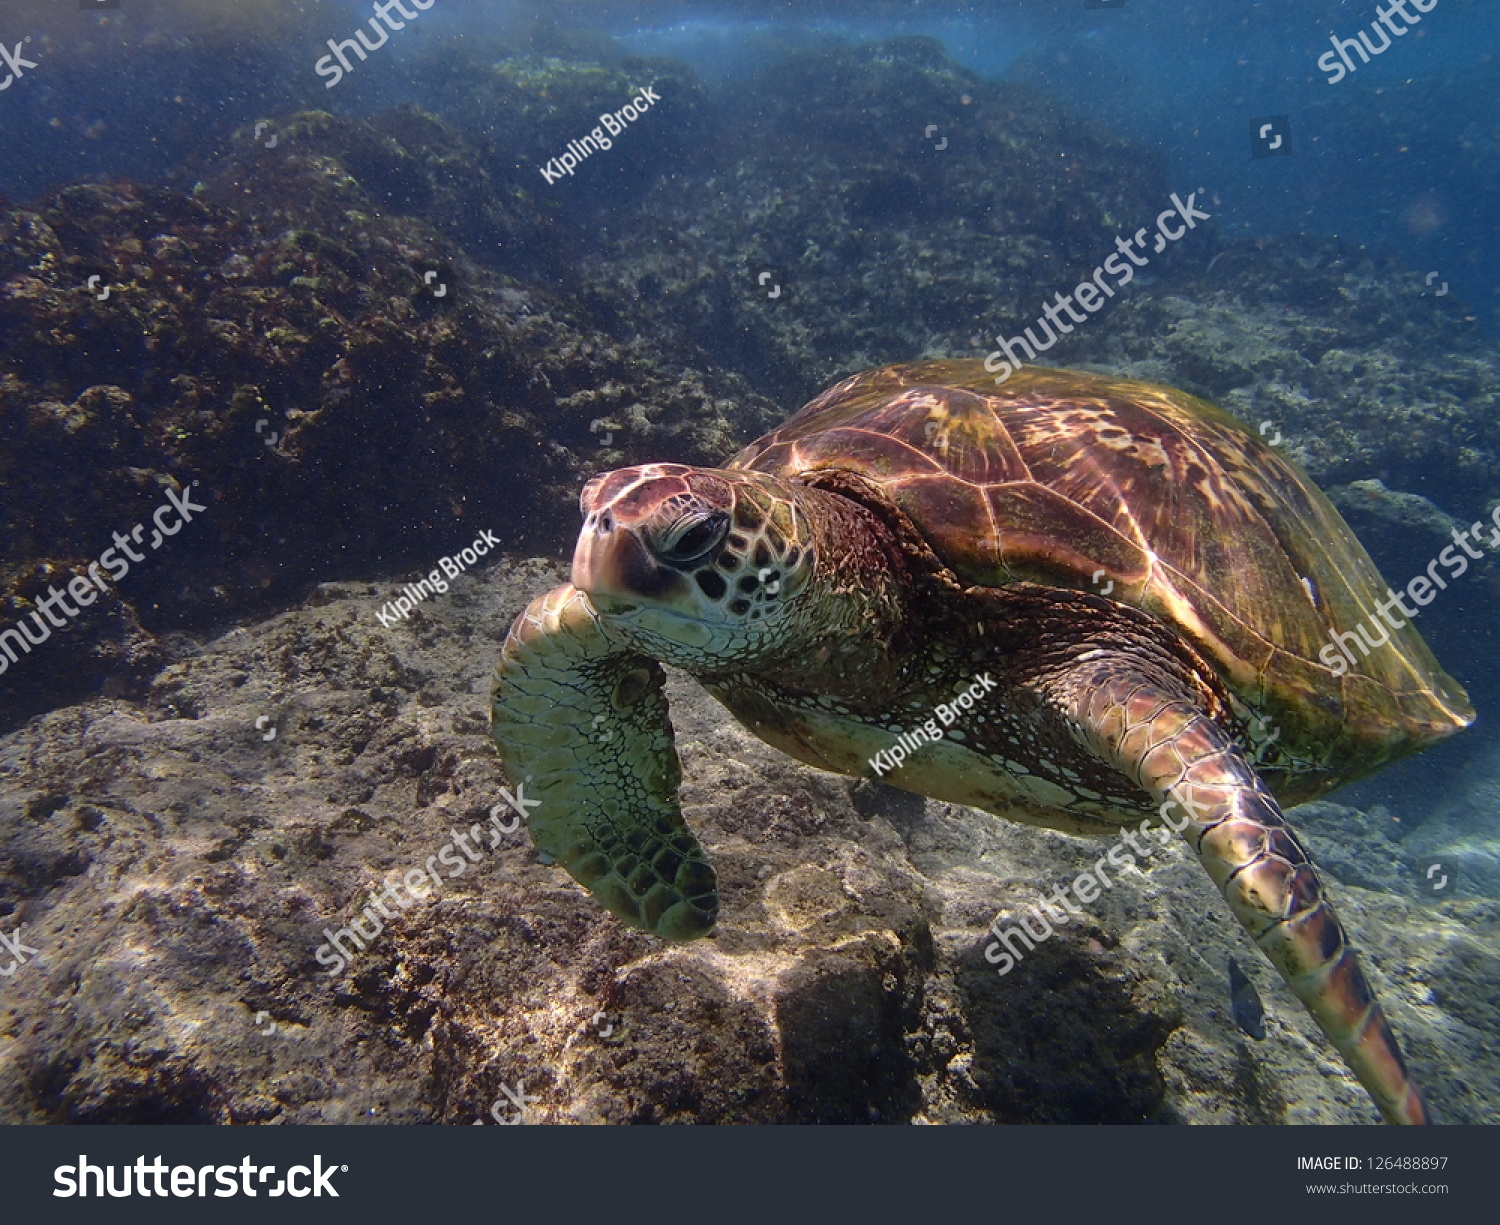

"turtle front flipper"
[490,583,718,940]
[1041,653,1427,1125]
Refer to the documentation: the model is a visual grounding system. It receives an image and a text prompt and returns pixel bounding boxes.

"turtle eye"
[657,512,730,566]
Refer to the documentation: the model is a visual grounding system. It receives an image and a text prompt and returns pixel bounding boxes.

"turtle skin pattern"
[493,583,717,940]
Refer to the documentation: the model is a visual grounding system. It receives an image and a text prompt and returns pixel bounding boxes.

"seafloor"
[0,38,1497,1124]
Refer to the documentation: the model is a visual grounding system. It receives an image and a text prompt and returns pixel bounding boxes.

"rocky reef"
[572,37,1184,405]
[0,101,772,727]
[0,555,1494,1124]
[2,35,1499,1124]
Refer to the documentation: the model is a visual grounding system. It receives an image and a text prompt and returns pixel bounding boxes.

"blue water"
[613,0,1500,334]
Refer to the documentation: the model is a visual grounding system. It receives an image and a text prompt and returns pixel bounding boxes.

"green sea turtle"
[491,360,1472,1124]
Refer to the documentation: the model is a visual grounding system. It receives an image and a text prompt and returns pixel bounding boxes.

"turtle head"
[573,463,815,666]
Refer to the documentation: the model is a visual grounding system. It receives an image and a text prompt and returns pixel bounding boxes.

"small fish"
[1228,956,1266,1040]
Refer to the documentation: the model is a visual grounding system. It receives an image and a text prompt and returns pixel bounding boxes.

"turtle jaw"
[571,530,750,667]
[571,512,714,658]
[573,519,686,610]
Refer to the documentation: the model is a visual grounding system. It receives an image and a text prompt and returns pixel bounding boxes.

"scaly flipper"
[490,583,718,940]
[1039,651,1426,1125]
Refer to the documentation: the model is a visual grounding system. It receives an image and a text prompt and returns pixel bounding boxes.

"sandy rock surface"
[1,555,1495,1125]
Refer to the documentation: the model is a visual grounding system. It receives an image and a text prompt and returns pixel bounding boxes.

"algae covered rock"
[575,37,1185,403]
[1,556,1495,1125]
[0,106,773,728]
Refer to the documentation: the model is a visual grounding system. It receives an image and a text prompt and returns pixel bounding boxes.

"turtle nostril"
[598,512,614,534]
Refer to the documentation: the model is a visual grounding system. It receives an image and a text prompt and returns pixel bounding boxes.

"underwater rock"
[572,37,1186,405]
[0,108,775,730]
[1402,779,1500,902]
[1,554,1494,1124]
[1293,801,1413,897]
[1086,237,1500,507]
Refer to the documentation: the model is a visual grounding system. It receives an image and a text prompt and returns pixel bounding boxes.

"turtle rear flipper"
[491,583,718,940]
[1041,652,1427,1125]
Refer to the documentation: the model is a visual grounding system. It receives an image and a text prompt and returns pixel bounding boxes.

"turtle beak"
[573,509,679,609]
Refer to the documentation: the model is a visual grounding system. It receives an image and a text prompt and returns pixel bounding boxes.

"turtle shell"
[729,360,1472,796]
